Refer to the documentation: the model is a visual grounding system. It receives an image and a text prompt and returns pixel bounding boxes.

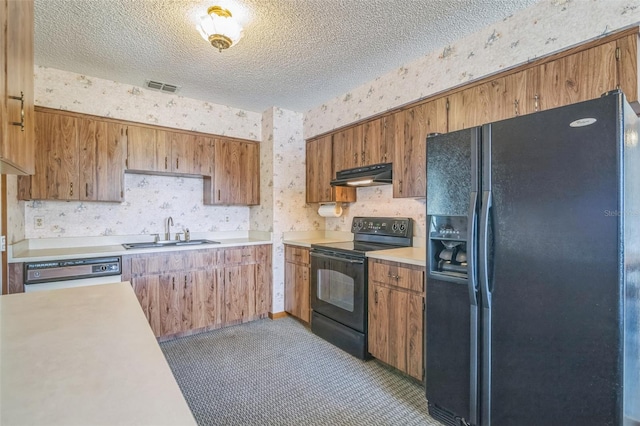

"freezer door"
[482,94,624,425]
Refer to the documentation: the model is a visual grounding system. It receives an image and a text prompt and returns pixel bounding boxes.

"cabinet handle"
[228,272,231,281]
[184,276,187,288]
[165,156,168,170]
[374,289,378,304]
[353,152,358,164]
[85,183,88,197]
[176,158,179,169]
[218,189,221,201]
[172,277,175,290]
[398,180,403,194]
[9,91,25,131]
[69,182,73,197]
[534,94,539,112]
[361,150,366,165]
[514,99,519,116]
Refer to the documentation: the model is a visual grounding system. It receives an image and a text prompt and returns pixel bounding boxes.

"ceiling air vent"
[144,80,180,94]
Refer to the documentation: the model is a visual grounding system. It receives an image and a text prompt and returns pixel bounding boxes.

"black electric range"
[309,217,414,359]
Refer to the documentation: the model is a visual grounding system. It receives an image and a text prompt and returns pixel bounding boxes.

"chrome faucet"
[165,216,174,241]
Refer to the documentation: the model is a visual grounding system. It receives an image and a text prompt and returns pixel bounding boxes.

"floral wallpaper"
[251,107,320,313]
[304,0,640,138]
[25,174,249,238]
[35,66,261,140]
[325,186,426,239]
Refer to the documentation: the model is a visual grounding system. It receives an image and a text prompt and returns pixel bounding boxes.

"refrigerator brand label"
[569,118,597,127]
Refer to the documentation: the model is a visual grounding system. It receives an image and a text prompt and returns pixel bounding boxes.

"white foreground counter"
[0,282,196,426]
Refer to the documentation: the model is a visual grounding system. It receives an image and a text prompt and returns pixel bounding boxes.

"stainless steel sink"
[122,239,220,250]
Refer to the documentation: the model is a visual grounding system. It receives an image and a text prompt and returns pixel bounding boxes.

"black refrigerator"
[425,90,640,426]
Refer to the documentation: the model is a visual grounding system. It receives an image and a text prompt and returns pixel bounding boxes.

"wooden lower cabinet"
[368,258,425,381]
[125,244,271,339]
[284,245,310,323]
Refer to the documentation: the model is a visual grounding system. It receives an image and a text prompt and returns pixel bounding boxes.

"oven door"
[310,250,366,332]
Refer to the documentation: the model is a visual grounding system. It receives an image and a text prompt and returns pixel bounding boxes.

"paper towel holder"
[317,202,344,218]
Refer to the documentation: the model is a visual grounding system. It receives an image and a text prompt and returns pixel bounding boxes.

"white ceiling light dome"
[197,6,244,52]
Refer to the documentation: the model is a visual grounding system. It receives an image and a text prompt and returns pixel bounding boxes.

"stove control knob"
[356,220,363,230]
[392,222,398,232]
[399,223,407,233]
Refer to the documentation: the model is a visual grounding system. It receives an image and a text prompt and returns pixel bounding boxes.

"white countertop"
[0,283,196,426]
[366,247,426,267]
[283,230,425,266]
[10,231,272,263]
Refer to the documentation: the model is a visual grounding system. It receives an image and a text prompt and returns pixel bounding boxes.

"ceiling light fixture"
[197,6,243,52]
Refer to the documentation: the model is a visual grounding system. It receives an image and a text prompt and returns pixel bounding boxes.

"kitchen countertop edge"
[366,247,426,267]
[10,238,273,263]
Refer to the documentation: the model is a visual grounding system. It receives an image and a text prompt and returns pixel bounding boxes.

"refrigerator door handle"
[479,190,492,308]
[467,191,479,306]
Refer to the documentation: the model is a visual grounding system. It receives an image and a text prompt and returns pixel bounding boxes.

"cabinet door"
[362,117,390,165]
[255,244,272,317]
[368,283,408,370]
[504,67,540,117]
[333,126,362,172]
[30,111,78,200]
[1,0,35,175]
[78,118,127,201]
[192,135,214,176]
[213,139,259,205]
[132,275,161,337]
[393,98,447,198]
[448,77,508,132]
[306,136,334,203]
[159,274,183,336]
[191,268,224,329]
[536,41,618,111]
[127,125,170,172]
[170,132,211,175]
[617,34,638,104]
[407,292,424,381]
[224,264,256,324]
[284,261,310,322]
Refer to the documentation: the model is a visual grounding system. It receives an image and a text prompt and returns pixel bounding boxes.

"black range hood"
[330,163,392,187]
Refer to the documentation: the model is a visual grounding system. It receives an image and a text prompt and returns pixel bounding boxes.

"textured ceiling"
[34,0,541,113]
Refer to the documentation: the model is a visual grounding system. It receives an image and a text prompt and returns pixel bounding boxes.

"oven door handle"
[310,252,364,264]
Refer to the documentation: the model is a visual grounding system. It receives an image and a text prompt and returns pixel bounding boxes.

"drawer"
[224,246,256,265]
[285,245,310,264]
[369,259,424,293]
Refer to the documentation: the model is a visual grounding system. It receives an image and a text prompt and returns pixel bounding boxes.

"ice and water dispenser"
[428,216,468,283]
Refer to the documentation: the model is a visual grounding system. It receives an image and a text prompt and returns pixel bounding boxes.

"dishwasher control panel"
[25,257,121,284]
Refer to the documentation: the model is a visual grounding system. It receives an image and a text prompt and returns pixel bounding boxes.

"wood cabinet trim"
[34,106,259,145]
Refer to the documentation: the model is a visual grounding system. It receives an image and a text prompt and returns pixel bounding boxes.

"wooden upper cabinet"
[448,77,509,132]
[168,131,212,175]
[536,41,618,112]
[333,126,361,171]
[362,117,392,165]
[22,110,78,200]
[393,98,447,198]
[1,0,35,175]
[332,117,390,171]
[616,33,638,105]
[306,135,356,204]
[78,118,127,202]
[127,125,164,172]
[206,139,259,205]
[19,109,128,202]
[128,127,213,176]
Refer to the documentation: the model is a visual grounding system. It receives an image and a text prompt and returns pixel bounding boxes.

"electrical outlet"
[1,236,5,252]
[224,215,230,222]
[34,216,45,229]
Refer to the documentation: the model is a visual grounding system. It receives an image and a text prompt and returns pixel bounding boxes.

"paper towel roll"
[318,203,343,217]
